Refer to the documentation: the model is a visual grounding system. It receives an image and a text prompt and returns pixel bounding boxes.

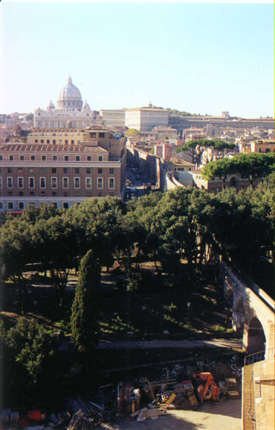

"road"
[99,399,241,430]
[98,338,242,351]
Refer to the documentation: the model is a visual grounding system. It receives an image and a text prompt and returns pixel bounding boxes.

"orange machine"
[193,372,220,402]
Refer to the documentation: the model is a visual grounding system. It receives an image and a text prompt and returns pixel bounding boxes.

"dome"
[56,76,83,110]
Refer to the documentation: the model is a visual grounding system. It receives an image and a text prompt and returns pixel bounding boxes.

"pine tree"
[71,250,101,353]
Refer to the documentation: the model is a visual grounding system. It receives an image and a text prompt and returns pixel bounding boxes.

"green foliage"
[176,139,236,153]
[202,153,274,186]
[0,318,58,404]
[125,128,140,137]
[166,108,193,116]
[71,250,100,353]
[25,113,34,121]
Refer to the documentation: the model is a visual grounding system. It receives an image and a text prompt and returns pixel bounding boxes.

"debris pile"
[0,359,241,429]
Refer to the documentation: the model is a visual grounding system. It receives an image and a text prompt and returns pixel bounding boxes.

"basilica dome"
[56,76,83,110]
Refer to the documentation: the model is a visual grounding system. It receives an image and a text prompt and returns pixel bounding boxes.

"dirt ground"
[99,399,241,430]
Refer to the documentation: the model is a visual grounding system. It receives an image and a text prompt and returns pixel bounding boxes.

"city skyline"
[1,1,274,118]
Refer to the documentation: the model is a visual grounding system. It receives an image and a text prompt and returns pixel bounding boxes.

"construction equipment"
[193,372,220,403]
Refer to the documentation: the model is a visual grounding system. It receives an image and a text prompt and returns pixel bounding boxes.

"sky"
[0,1,274,118]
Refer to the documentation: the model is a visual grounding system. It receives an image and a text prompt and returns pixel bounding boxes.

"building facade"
[0,137,126,213]
[125,105,169,132]
[99,110,126,128]
[34,76,100,129]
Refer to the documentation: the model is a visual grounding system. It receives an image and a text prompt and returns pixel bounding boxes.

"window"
[52,168,57,173]
[19,191,23,196]
[87,156,92,161]
[8,202,14,210]
[42,156,46,161]
[18,177,24,188]
[62,177,69,188]
[0,202,3,209]
[99,132,105,138]
[31,156,35,161]
[63,192,68,197]
[75,168,80,174]
[41,140,44,144]
[18,168,23,173]
[30,191,34,196]
[97,177,103,189]
[63,168,68,174]
[51,177,57,188]
[29,177,35,188]
[98,156,103,161]
[108,177,115,189]
[7,177,13,188]
[76,156,80,161]
[109,168,114,174]
[35,139,38,143]
[40,177,46,188]
[8,168,12,173]
[74,177,80,188]
[52,202,58,208]
[47,140,50,144]
[41,168,46,173]
[65,140,68,145]
[20,156,24,161]
[86,168,91,174]
[0,177,2,188]
[71,140,75,144]
[53,140,56,145]
[63,203,69,209]
[85,177,92,189]
[9,155,14,161]
[98,168,102,174]
[64,156,69,161]
[29,168,34,173]
[53,156,57,161]
[19,202,24,210]
[0,156,3,161]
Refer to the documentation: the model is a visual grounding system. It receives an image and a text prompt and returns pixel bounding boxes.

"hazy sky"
[1,1,274,118]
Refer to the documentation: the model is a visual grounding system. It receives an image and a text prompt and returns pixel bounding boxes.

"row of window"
[0,155,104,162]
[2,198,114,211]
[2,167,115,174]
[1,176,115,190]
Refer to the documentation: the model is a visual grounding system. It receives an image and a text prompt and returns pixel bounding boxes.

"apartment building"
[0,142,126,213]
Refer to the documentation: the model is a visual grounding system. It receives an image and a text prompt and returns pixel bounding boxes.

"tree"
[125,128,140,137]
[0,318,58,405]
[1,219,34,314]
[202,158,236,188]
[71,250,101,354]
[202,153,274,188]
[231,153,274,186]
[32,216,79,306]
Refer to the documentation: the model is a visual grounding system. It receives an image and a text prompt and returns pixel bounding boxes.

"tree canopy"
[202,153,274,186]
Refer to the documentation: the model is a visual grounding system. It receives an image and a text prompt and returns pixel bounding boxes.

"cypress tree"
[71,249,101,353]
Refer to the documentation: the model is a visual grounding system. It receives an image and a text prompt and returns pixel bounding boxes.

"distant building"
[125,105,169,132]
[99,110,126,128]
[238,140,275,154]
[34,76,100,129]
[191,170,260,193]
[154,143,172,161]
